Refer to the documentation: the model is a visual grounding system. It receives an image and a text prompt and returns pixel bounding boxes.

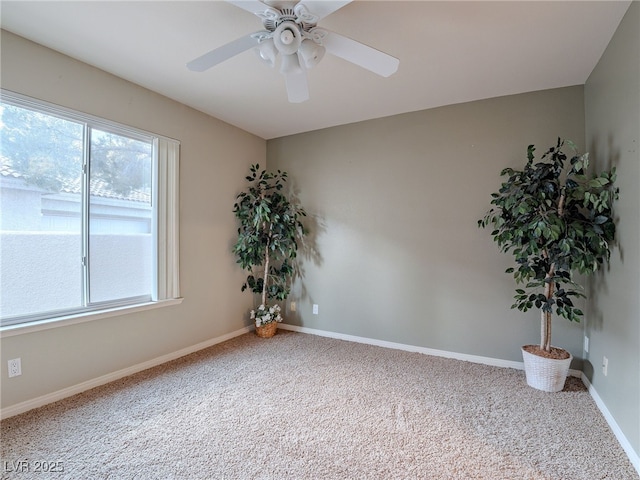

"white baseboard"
[280,323,524,370]
[0,326,252,420]
[580,373,640,476]
[280,323,585,376]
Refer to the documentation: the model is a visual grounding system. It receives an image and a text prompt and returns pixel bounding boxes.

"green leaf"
[479,139,617,344]
[233,164,307,302]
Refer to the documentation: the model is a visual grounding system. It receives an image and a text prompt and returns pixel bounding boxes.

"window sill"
[0,298,183,338]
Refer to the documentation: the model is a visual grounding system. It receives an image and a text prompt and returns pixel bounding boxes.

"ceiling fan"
[186,0,399,103]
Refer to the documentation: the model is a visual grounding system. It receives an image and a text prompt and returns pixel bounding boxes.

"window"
[0,90,180,329]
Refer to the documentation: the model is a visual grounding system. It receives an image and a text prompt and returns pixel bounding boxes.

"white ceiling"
[0,1,632,140]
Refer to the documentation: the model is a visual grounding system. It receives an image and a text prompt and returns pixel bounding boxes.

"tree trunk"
[540,268,555,352]
[539,191,564,352]
[259,182,272,306]
[540,308,546,351]
[542,310,552,352]
[262,237,270,306]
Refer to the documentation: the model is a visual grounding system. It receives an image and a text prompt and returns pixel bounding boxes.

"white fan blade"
[226,0,279,19]
[296,0,352,21]
[187,34,261,72]
[321,30,399,77]
[284,70,310,103]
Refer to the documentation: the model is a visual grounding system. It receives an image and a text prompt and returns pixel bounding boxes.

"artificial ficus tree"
[233,164,306,307]
[479,138,618,353]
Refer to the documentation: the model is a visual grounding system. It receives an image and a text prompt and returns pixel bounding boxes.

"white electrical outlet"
[290,301,296,312]
[602,356,608,376]
[584,336,589,353]
[8,358,22,378]
[312,304,319,315]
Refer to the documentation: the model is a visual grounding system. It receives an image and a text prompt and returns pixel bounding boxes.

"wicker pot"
[521,345,572,392]
[255,322,278,338]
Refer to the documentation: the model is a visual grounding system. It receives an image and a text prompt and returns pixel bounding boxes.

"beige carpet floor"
[1,330,638,479]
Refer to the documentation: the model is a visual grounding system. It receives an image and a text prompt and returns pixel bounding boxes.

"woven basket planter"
[521,346,572,392]
[255,322,278,338]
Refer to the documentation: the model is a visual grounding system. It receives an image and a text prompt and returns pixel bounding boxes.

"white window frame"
[0,90,181,337]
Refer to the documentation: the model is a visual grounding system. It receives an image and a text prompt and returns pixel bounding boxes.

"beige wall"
[268,86,586,364]
[585,1,640,457]
[0,31,264,409]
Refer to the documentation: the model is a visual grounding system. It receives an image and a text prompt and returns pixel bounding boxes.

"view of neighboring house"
[0,157,152,318]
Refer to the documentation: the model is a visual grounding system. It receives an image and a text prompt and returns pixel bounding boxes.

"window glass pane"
[0,102,84,318]
[88,129,153,303]
[0,91,178,328]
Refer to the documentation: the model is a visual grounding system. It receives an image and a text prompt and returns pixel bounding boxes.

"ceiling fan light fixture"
[186,0,399,103]
[280,53,303,75]
[255,37,278,67]
[273,21,301,55]
[299,39,325,69]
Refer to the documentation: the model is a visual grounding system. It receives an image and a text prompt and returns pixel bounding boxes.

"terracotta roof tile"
[1,158,150,203]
